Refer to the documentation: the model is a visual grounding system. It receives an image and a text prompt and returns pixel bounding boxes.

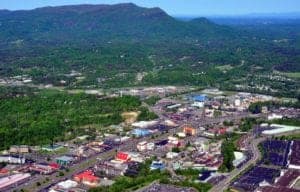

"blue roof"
[55,155,74,162]
[191,95,207,102]
[132,129,150,136]
[199,171,213,181]
[150,161,165,170]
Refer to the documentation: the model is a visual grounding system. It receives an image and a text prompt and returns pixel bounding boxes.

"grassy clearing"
[283,72,300,79]
[215,65,234,71]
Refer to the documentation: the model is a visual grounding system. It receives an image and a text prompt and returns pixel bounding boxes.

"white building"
[137,141,155,152]
[49,180,78,192]
[166,152,179,159]
[192,101,204,108]
[0,173,30,190]
[132,121,158,128]
[233,151,246,167]
[0,155,25,164]
[267,113,283,120]
[168,136,179,145]
[137,141,147,151]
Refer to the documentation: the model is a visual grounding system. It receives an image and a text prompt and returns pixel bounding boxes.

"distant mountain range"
[176,12,300,20]
[233,12,300,19]
[0,3,233,45]
[0,3,299,90]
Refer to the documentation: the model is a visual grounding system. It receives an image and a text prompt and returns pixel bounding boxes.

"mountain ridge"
[0,3,228,45]
[0,3,299,91]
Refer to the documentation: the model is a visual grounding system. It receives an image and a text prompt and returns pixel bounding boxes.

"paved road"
[209,136,265,192]
[11,150,116,192]
[13,111,263,192]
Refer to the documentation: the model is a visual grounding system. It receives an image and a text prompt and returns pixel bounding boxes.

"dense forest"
[0,87,154,150]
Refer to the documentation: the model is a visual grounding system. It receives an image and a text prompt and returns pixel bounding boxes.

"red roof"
[49,163,60,169]
[74,170,99,182]
[0,169,8,174]
[218,128,227,135]
[116,152,129,161]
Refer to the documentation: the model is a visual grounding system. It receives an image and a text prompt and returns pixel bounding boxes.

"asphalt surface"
[209,137,265,192]
[11,111,263,192]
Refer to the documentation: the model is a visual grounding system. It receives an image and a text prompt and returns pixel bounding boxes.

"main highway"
[209,136,265,192]
[12,109,264,192]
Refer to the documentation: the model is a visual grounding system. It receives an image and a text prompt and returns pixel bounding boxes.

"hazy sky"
[1,0,300,16]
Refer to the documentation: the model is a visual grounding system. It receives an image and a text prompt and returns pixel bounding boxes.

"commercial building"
[0,155,26,164]
[55,156,75,166]
[233,152,247,167]
[132,121,158,128]
[191,95,207,102]
[268,113,283,120]
[150,161,165,171]
[289,141,300,170]
[137,141,155,152]
[115,152,130,162]
[132,129,151,137]
[29,163,56,174]
[74,170,100,187]
[42,144,63,152]
[9,145,29,153]
[49,180,79,192]
[166,152,179,159]
[0,173,31,191]
[262,124,300,136]
[95,161,128,178]
[183,126,197,136]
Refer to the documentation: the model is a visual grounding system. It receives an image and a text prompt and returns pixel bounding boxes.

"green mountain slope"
[0,3,231,44]
[0,3,299,96]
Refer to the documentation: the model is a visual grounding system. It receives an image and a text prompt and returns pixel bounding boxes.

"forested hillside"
[0,3,299,96]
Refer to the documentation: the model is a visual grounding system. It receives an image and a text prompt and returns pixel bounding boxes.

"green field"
[284,72,300,79]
